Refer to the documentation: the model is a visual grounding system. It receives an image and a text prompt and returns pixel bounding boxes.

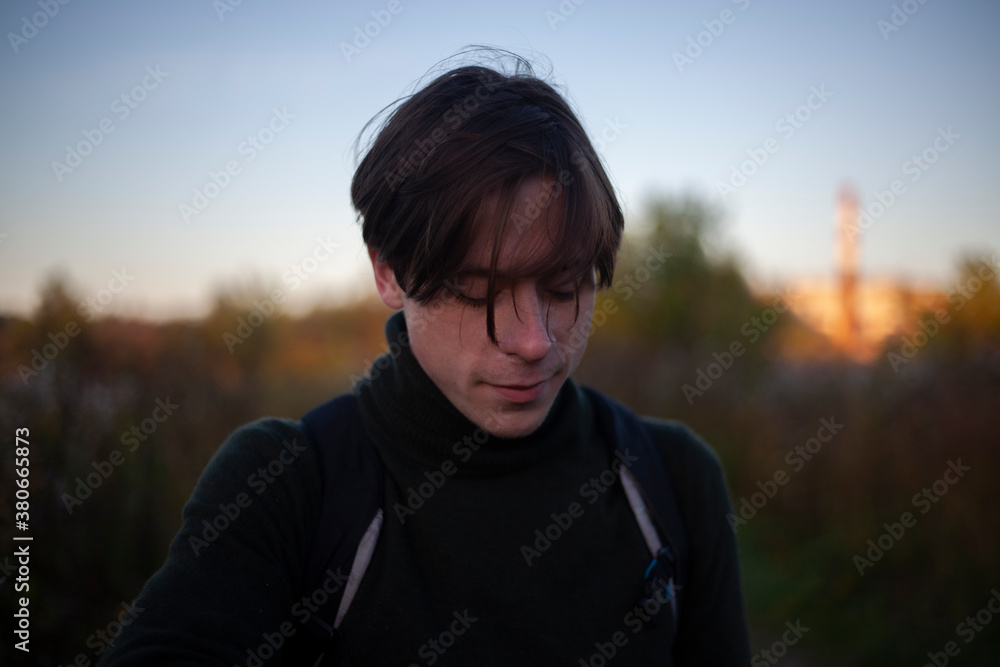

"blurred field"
[1,197,998,666]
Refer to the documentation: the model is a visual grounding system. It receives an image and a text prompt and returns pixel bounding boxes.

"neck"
[354,311,584,476]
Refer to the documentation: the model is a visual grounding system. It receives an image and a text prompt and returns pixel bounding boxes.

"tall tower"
[837,185,861,357]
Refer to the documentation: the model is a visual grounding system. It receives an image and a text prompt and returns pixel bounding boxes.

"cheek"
[429,306,487,369]
[551,292,595,358]
[556,289,596,330]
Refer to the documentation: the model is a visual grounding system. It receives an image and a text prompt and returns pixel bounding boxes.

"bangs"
[479,167,614,285]
[423,154,619,342]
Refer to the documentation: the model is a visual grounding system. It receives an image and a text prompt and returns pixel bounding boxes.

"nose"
[495,283,554,362]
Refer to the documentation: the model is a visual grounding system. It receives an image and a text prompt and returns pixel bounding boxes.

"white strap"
[620,467,661,556]
[334,509,383,628]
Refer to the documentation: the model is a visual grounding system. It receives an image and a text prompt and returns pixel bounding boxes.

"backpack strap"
[582,387,690,626]
[286,387,688,662]
[282,394,384,667]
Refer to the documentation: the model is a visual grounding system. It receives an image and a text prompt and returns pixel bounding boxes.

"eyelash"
[454,293,488,308]
[548,289,576,302]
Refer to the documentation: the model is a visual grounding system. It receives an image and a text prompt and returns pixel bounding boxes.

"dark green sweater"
[101,312,750,665]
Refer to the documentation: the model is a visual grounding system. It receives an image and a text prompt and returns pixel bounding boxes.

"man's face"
[369,177,597,439]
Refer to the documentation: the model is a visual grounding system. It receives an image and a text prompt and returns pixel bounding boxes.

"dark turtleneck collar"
[353,311,588,477]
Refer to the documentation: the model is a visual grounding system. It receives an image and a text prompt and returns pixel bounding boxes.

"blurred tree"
[939,254,1000,352]
[616,195,761,351]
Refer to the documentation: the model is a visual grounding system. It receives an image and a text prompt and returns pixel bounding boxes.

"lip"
[489,379,548,403]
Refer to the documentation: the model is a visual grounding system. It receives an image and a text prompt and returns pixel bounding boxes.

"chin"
[489,421,543,440]
[479,403,551,439]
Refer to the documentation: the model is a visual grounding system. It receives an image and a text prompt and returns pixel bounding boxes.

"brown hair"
[351,55,624,341]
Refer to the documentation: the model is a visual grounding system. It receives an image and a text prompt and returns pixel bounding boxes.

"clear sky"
[1,0,998,319]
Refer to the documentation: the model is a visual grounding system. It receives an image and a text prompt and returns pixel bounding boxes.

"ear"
[368,246,405,310]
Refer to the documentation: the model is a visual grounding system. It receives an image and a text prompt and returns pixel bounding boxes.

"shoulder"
[203,417,318,476]
[638,417,725,483]
[192,417,323,516]
[638,416,734,536]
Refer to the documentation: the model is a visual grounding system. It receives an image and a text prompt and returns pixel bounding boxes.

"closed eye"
[547,289,575,302]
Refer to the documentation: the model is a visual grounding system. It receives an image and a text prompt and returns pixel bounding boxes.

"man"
[102,59,750,665]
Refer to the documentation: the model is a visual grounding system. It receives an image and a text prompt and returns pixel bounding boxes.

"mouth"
[488,378,549,404]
